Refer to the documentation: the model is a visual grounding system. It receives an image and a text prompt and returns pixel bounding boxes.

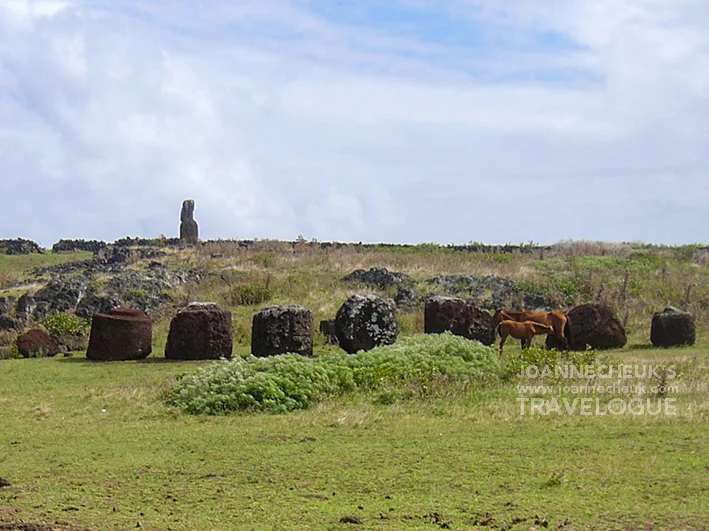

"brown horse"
[493,309,567,344]
[495,320,554,355]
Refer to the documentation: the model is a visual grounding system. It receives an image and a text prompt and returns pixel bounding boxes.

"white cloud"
[0,0,708,246]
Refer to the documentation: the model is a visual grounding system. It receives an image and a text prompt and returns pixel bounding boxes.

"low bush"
[167,332,499,415]
[41,312,91,337]
[230,283,275,306]
[501,345,598,382]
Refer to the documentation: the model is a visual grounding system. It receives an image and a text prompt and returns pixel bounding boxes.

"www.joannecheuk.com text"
[517,397,678,416]
[517,364,677,379]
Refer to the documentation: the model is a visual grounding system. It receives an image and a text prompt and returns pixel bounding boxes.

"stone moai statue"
[179,199,199,247]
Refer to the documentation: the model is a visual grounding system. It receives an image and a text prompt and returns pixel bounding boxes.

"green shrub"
[41,312,90,337]
[502,345,598,382]
[230,284,275,306]
[0,344,22,360]
[167,332,499,415]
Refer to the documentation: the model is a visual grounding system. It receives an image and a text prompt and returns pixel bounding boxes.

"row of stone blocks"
[84,294,400,361]
[75,296,697,361]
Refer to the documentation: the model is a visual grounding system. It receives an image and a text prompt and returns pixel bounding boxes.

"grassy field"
[1,244,708,530]
[0,341,707,531]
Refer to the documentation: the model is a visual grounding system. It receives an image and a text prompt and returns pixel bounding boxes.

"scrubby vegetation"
[168,333,499,414]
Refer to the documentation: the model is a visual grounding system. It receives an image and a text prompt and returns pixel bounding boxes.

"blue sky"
[1,0,708,246]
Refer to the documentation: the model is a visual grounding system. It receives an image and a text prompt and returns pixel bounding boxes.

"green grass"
[0,251,93,293]
[1,342,707,530]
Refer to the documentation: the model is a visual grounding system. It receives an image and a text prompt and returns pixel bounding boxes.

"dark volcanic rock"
[335,294,398,354]
[179,199,199,247]
[546,303,626,351]
[14,294,36,319]
[424,295,495,346]
[651,307,695,347]
[51,239,107,253]
[523,294,554,311]
[75,292,120,318]
[319,319,338,344]
[0,315,22,331]
[34,278,88,313]
[165,303,232,360]
[394,287,421,308]
[252,305,313,357]
[0,238,42,255]
[16,329,59,358]
[86,308,153,361]
[94,245,166,265]
[0,297,12,315]
[342,267,413,290]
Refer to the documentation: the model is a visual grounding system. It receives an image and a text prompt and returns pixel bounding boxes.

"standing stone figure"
[179,199,199,247]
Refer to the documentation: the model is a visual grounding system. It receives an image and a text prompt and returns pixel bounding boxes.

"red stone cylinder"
[86,308,153,361]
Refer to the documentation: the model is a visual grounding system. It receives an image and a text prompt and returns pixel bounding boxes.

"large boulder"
[335,294,398,354]
[86,308,153,361]
[251,305,313,357]
[165,303,232,360]
[424,296,495,346]
[651,307,695,347]
[16,329,59,358]
[546,303,626,351]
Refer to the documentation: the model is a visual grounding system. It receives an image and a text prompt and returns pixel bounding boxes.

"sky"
[1,0,708,247]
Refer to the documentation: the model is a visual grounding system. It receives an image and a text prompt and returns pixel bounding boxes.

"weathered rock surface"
[16,329,59,358]
[342,267,413,290]
[546,303,626,351]
[424,295,495,345]
[179,199,199,247]
[0,297,14,315]
[52,239,107,253]
[0,238,42,255]
[335,294,398,354]
[34,278,87,313]
[75,292,120,318]
[0,314,22,331]
[651,307,695,347]
[394,287,421,308]
[165,303,232,360]
[252,305,313,357]
[86,308,153,361]
[14,294,36,319]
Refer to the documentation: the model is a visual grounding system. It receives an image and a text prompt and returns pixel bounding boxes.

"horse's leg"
[499,333,507,355]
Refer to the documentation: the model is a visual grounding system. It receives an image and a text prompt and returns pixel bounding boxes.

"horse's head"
[493,309,512,324]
